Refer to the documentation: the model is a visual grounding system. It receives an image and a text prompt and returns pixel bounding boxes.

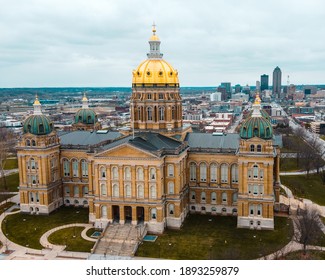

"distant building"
[256,81,260,92]
[235,84,242,93]
[260,74,269,91]
[221,82,232,99]
[210,92,222,101]
[217,86,227,101]
[311,122,325,134]
[303,85,317,95]
[272,66,282,98]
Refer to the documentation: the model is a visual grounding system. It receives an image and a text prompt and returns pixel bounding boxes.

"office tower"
[272,66,282,98]
[260,74,269,91]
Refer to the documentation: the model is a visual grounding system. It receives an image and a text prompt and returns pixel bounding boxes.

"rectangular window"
[73,161,78,177]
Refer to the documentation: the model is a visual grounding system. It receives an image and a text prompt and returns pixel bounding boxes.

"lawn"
[136,215,293,260]
[284,250,325,260]
[48,226,95,252]
[281,135,307,153]
[1,206,89,249]
[280,174,325,205]
[0,173,19,192]
[0,193,16,203]
[3,158,18,170]
[280,158,301,172]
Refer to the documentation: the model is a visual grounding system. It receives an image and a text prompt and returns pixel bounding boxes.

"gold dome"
[132,59,179,85]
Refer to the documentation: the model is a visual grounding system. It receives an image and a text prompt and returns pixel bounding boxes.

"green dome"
[75,108,98,124]
[240,116,273,139]
[23,115,53,135]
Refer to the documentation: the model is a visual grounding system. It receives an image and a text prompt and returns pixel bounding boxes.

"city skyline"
[0,0,325,87]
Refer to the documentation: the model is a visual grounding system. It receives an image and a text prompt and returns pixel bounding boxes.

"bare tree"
[293,206,322,254]
[0,127,16,190]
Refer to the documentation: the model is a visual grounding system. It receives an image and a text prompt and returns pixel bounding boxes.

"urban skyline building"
[272,66,282,98]
[260,74,269,91]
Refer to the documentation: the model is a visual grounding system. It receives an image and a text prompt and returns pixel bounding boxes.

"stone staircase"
[93,223,146,257]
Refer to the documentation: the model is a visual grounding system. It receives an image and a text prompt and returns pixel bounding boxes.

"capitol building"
[16,26,281,233]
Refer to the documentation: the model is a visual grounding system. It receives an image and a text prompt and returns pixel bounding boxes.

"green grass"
[136,215,293,260]
[48,226,95,252]
[0,173,19,192]
[284,250,325,260]
[320,135,325,141]
[1,206,89,249]
[3,158,18,170]
[0,202,15,216]
[281,135,308,153]
[281,174,325,205]
[0,193,16,203]
[280,158,301,172]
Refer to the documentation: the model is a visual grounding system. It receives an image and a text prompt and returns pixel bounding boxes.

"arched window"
[221,164,228,183]
[151,208,157,220]
[29,192,34,203]
[136,167,144,180]
[124,167,131,181]
[82,186,89,196]
[63,159,70,176]
[171,106,176,120]
[159,107,164,121]
[249,204,254,216]
[36,192,39,203]
[26,139,30,146]
[210,163,217,182]
[253,165,258,178]
[167,164,174,177]
[112,184,119,198]
[250,144,255,152]
[257,145,262,152]
[168,182,174,194]
[100,166,106,179]
[231,164,238,183]
[254,128,259,137]
[201,191,206,202]
[200,163,207,182]
[222,192,227,203]
[211,207,217,212]
[112,166,118,180]
[150,185,157,199]
[125,184,131,198]
[72,159,78,177]
[266,127,270,137]
[169,204,174,215]
[259,185,264,195]
[64,186,70,195]
[100,183,107,196]
[149,168,156,180]
[191,191,196,201]
[259,169,264,179]
[74,186,79,197]
[211,192,217,203]
[137,184,144,198]
[81,160,88,177]
[147,107,153,121]
[232,192,238,203]
[32,140,36,146]
[257,204,262,216]
[30,158,36,169]
[190,162,196,181]
[101,206,107,218]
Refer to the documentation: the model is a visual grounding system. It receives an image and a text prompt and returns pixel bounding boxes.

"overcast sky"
[0,0,324,87]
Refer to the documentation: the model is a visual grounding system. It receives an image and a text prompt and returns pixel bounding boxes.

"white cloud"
[0,0,324,87]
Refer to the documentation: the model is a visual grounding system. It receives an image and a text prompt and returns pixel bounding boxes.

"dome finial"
[254,91,261,105]
[82,92,89,109]
[152,22,156,35]
[33,94,42,115]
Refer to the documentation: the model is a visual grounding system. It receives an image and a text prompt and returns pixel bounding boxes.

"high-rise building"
[272,66,282,98]
[260,74,269,91]
[221,82,231,99]
[235,84,242,93]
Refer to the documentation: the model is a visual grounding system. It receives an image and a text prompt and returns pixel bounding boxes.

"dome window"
[170,71,173,76]
[158,71,163,76]
[137,71,141,76]
[39,124,44,134]
[147,71,151,76]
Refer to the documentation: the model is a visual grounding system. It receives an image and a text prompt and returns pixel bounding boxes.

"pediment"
[95,143,157,159]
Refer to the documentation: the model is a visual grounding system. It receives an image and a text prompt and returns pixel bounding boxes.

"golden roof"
[254,92,261,105]
[82,92,88,102]
[132,59,179,85]
[33,95,41,105]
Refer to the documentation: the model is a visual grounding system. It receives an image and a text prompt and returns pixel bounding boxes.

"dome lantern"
[147,23,163,59]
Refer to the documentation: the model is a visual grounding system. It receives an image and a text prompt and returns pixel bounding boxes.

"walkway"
[93,223,146,257]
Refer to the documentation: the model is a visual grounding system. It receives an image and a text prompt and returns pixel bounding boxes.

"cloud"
[0,0,324,87]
